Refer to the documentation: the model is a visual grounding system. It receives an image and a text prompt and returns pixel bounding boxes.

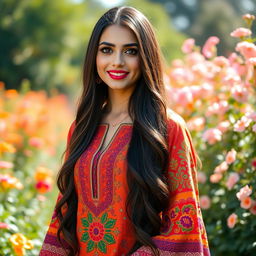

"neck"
[106,87,134,115]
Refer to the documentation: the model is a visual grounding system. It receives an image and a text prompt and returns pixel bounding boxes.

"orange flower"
[0,174,23,190]
[5,89,18,99]
[0,141,16,154]
[34,166,53,181]
[5,133,23,147]
[240,196,252,209]
[0,111,10,118]
[9,233,33,256]
[227,213,238,228]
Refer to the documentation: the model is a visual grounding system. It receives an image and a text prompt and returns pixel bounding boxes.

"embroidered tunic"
[40,113,210,256]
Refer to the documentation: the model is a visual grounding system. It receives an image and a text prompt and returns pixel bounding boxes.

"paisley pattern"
[39,115,211,256]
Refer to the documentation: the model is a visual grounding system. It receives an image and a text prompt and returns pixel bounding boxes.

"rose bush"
[165,14,256,255]
[0,82,73,255]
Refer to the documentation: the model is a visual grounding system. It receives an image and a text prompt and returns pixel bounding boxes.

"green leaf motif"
[98,240,107,253]
[104,233,115,244]
[81,232,89,242]
[81,218,89,228]
[104,219,116,229]
[101,212,108,224]
[87,240,95,252]
[88,212,93,223]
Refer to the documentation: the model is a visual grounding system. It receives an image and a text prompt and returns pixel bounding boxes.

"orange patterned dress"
[40,113,210,256]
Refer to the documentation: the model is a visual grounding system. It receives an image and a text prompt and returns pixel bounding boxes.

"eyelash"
[99,47,138,55]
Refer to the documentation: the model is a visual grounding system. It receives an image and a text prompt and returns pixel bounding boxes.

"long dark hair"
[56,6,169,256]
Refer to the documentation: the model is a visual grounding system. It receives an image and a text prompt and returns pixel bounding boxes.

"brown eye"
[125,48,138,55]
[100,47,112,54]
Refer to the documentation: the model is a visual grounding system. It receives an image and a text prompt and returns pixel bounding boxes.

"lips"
[107,70,129,80]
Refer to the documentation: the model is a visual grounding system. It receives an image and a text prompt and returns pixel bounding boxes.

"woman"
[40,6,210,256]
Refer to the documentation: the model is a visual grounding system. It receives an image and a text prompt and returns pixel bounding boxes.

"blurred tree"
[148,0,256,55]
[0,0,93,92]
[190,0,242,56]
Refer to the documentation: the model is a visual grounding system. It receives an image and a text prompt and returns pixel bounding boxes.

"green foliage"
[0,0,89,92]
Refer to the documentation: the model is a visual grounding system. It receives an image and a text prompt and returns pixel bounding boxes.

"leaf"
[104,233,115,244]
[81,218,89,227]
[101,212,108,224]
[98,240,107,253]
[104,219,116,229]
[81,232,89,242]
[87,240,95,252]
[88,212,93,223]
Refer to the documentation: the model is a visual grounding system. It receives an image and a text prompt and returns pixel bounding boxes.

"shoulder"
[166,108,187,134]
[166,108,191,150]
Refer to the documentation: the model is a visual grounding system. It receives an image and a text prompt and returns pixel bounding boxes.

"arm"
[132,118,210,256]
[39,121,75,256]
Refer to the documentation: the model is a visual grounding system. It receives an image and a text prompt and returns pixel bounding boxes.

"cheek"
[96,55,107,73]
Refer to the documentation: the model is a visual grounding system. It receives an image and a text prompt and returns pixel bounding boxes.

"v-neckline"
[98,123,133,154]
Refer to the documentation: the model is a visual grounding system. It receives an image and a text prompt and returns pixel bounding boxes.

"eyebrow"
[99,42,138,47]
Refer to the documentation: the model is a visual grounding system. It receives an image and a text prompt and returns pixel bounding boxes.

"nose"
[112,51,124,66]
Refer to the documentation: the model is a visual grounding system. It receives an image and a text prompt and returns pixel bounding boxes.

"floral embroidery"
[177,215,194,231]
[81,212,116,253]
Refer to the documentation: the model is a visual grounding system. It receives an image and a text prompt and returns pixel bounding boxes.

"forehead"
[99,25,138,45]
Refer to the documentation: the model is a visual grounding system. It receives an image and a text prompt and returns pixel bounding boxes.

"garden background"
[0,0,256,255]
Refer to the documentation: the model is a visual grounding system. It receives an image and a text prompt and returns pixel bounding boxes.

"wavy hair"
[55,6,169,256]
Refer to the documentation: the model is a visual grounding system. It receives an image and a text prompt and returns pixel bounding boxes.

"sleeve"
[39,121,76,256]
[132,118,211,256]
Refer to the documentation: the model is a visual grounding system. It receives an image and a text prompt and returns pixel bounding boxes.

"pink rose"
[206,101,229,116]
[29,137,44,148]
[171,59,184,68]
[227,213,238,228]
[236,185,252,201]
[225,149,237,164]
[242,14,255,21]
[203,128,222,144]
[0,161,14,169]
[231,84,249,103]
[217,121,230,133]
[175,87,194,107]
[247,57,256,65]
[202,36,220,58]
[230,27,252,38]
[181,38,195,54]
[200,195,211,210]
[197,171,207,184]
[247,112,256,121]
[0,222,9,229]
[214,161,229,174]
[185,52,205,66]
[210,173,223,183]
[240,196,252,209]
[234,116,251,132]
[213,56,229,67]
[226,172,239,190]
[187,117,205,132]
[235,41,256,59]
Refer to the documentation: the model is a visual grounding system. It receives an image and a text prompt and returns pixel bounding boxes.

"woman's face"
[96,25,141,92]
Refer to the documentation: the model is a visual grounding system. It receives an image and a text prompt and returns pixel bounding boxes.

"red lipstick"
[107,70,129,80]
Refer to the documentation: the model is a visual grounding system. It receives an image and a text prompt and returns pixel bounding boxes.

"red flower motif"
[88,222,105,242]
